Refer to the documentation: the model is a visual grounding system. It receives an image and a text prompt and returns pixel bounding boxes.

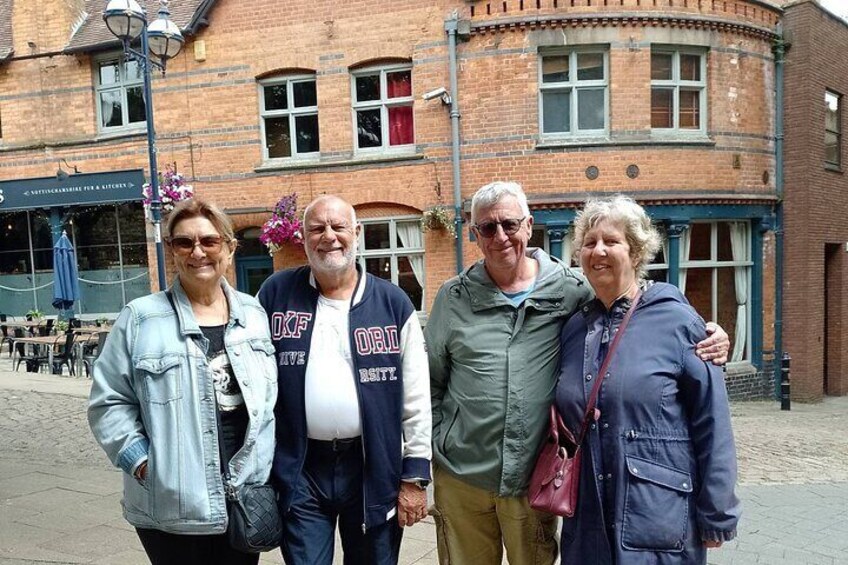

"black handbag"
[165,289,283,553]
[213,395,282,554]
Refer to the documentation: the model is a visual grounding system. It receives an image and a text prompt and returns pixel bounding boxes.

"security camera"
[422,87,450,103]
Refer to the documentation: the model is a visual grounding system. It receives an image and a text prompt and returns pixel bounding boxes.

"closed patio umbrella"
[52,232,80,312]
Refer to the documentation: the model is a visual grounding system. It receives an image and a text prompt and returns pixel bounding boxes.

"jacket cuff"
[700,528,737,542]
[117,437,149,476]
[401,457,431,483]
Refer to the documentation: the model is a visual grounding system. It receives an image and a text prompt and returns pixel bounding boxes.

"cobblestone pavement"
[1,366,847,564]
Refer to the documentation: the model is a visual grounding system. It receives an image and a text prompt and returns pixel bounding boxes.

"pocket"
[135,354,183,404]
[621,455,692,552]
[248,338,277,380]
[440,403,460,455]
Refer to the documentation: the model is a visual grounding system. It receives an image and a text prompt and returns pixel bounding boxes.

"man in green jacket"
[425,181,729,565]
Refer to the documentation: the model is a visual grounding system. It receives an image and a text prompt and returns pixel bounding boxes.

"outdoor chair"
[38,319,55,336]
[82,332,108,378]
[50,331,76,376]
[0,314,13,357]
[12,327,48,373]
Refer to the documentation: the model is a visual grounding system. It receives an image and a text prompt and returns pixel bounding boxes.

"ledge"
[255,153,426,173]
[536,135,715,150]
[724,361,758,377]
[825,163,844,174]
[0,130,147,153]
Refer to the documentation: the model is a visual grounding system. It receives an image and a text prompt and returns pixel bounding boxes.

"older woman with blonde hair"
[89,198,278,565]
[554,195,740,564]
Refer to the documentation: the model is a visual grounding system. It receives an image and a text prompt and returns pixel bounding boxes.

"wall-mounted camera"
[422,87,451,105]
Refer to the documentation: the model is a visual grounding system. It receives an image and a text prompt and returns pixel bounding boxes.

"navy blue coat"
[555,282,740,564]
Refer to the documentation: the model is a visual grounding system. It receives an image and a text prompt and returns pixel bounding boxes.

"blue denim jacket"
[88,278,277,534]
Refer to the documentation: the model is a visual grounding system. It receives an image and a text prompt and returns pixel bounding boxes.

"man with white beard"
[257,195,431,565]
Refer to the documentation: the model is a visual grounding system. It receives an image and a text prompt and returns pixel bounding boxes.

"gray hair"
[302,195,358,226]
[572,195,662,279]
[470,181,531,224]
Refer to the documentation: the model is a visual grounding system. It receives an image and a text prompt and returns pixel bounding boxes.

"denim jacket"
[88,278,277,534]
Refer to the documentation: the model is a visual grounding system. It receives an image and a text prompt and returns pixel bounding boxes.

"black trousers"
[136,528,259,565]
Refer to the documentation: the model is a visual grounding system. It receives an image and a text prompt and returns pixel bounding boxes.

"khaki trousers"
[431,465,558,565]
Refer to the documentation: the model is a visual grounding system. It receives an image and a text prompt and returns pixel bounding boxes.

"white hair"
[572,195,662,279]
[302,195,357,225]
[470,181,531,224]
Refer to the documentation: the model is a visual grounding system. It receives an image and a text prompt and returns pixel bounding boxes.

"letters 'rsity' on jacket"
[257,266,431,531]
[426,249,591,496]
[556,282,740,565]
[88,278,278,535]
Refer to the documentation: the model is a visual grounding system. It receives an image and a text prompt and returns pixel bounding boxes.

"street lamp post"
[103,0,184,291]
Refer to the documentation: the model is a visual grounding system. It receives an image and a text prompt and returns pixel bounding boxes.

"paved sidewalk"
[1,363,847,564]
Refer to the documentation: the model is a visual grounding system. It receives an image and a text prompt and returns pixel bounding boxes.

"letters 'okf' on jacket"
[88,278,278,534]
[257,266,431,531]
[426,249,591,496]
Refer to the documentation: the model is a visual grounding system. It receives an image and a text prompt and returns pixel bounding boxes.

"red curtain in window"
[388,106,413,146]
[387,71,411,98]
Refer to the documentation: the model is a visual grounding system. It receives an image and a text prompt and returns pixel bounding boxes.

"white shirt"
[304,294,362,440]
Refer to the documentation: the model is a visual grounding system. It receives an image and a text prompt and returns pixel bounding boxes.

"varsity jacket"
[257,266,431,530]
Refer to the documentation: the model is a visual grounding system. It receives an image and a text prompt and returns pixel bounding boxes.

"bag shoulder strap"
[576,290,641,445]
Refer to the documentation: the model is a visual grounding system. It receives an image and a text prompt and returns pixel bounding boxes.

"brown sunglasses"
[167,235,229,255]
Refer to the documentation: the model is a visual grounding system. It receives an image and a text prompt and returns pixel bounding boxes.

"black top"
[200,324,249,466]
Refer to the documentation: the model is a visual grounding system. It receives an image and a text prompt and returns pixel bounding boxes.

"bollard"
[780,352,791,411]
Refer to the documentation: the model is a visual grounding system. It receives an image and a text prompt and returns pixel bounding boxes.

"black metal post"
[140,26,167,291]
[780,352,791,411]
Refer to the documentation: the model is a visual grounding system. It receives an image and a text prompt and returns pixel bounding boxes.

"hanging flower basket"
[142,163,194,215]
[260,193,304,255]
[421,205,456,237]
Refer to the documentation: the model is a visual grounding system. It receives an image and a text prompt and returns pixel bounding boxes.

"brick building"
[1,0,783,395]
[781,0,848,401]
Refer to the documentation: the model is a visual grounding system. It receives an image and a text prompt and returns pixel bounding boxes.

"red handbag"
[528,291,641,517]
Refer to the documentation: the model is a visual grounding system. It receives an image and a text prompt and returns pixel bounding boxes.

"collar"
[462,248,565,312]
[169,277,247,336]
[308,263,367,308]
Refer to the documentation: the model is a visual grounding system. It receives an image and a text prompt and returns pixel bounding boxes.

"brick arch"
[255,67,316,80]
[349,57,412,71]
[354,202,422,219]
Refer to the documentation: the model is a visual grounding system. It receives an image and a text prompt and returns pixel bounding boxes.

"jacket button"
[682,482,688,489]
[597,474,604,481]
[590,423,596,430]
[585,374,592,381]
[241,380,250,387]
[602,422,609,429]
[632,467,639,475]
[234,350,241,356]
[606,473,612,479]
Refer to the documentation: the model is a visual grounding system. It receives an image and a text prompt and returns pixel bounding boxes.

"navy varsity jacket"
[257,266,431,530]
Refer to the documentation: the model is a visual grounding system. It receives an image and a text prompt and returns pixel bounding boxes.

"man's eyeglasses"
[167,235,228,255]
[473,217,526,239]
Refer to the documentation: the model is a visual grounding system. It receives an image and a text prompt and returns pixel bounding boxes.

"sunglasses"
[167,235,228,255]
[473,217,526,239]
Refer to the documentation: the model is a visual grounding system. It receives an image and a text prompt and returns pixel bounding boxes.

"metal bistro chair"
[0,314,13,357]
[51,331,77,376]
[12,327,49,373]
[38,319,55,336]
[82,331,108,379]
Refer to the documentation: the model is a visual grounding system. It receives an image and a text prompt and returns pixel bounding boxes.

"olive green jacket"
[426,249,591,496]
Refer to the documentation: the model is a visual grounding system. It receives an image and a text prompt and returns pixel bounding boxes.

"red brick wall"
[782,0,848,401]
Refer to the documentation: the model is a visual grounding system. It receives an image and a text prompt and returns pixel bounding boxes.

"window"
[680,221,751,363]
[259,76,320,160]
[826,90,841,167]
[651,49,706,132]
[95,56,145,131]
[357,217,424,310]
[352,65,414,152]
[540,50,608,136]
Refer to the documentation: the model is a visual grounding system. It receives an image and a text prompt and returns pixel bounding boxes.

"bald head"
[303,195,357,226]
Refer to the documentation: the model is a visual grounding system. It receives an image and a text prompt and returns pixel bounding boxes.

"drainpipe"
[445,16,467,274]
[772,29,787,398]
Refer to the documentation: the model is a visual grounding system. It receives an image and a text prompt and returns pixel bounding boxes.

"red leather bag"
[528,290,641,517]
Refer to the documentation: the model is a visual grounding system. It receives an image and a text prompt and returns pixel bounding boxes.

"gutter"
[772,28,788,399]
[445,16,470,274]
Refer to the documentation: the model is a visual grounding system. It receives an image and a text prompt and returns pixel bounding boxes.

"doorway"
[824,243,843,396]
[235,227,273,296]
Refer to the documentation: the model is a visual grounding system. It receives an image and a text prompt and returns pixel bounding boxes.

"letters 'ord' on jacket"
[426,249,591,496]
[88,278,278,534]
[257,266,431,530]
[556,282,740,565]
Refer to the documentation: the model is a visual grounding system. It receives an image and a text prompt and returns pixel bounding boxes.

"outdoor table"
[10,335,60,371]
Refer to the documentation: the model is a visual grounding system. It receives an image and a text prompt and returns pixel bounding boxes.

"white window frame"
[650,48,707,134]
[539,48,609,138]
[351,64,415,154]
[258,75,320,162]
[825,89,842,168]
[357,216,425,311]
[94,53,146,133]
[680,220,752,364]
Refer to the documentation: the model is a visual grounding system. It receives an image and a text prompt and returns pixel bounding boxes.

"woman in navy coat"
[555,195,740,564]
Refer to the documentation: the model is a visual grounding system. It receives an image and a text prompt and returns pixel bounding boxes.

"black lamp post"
[103,0,184,290]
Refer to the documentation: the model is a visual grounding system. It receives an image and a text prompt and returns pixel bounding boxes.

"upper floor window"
[352,65,414,152]
[651,49,706,132]
[825,90,842,168]
[96,56,145,131]
[259,76,319,160]
[357,217,424,310]
[539,50,608,136]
